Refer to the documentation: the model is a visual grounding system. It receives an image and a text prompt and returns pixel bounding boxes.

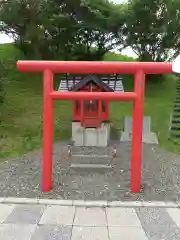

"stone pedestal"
[72,122,111,147]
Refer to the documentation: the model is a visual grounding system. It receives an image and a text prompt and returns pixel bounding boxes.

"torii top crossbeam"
[17,61,172,74]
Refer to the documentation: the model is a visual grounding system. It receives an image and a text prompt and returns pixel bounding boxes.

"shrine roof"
[58,74,124,92]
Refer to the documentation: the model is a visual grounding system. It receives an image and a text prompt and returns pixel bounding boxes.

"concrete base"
[72,122,111,147]
[120,132,159,144]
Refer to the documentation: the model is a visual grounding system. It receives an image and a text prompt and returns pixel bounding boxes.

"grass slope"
[0,43,178,159]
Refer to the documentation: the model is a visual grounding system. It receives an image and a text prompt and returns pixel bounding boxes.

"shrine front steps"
[69,153,113,169]
[70,163,112,169]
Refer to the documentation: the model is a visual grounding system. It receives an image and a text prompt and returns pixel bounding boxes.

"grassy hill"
[0,43,178,159]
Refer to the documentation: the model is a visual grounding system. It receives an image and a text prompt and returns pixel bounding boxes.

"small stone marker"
[124,116,151,134]
[120,116,159,144]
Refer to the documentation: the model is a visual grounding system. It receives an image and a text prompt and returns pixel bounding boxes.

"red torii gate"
[16,61,172,193]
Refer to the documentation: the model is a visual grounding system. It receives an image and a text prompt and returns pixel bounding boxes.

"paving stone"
[0,224,36,240]
[30,225,72,240]
[106,207,141,227]
[5,204,45,224]
[71,226,109,240]
[0,204,15,223]
[166,208,180,228]
[136,207,180,240]
[74,207,107,226]
[108,226,148,240]
[39,206,75,225]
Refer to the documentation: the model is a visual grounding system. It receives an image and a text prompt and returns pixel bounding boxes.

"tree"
[0,0,47,58]
[125,0,180,62]
[0,0,127,60]
[72,0,127,60]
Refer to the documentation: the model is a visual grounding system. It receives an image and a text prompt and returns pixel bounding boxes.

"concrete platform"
[120,132,159,144]
[72,122,111,147]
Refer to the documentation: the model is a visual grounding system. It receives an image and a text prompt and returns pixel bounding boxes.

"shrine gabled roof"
[58,74,124,92]
[70,74,114,92]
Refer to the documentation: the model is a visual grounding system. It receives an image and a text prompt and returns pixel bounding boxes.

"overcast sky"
[0,0,136,57]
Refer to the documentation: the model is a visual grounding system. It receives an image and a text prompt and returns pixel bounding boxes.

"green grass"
[0,43,179,159]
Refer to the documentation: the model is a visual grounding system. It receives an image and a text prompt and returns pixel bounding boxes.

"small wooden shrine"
[58,74,124,147]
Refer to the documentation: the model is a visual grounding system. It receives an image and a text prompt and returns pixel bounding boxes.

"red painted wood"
[50,91,137,100]
[131,70,145,192]
[42,69,54,192]
[82,117,101,128]
[17,61,172,74]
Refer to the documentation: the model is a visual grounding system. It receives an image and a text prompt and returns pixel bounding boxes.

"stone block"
[124,116,151,134]
[97,123,110,147]
[72,122,111,147]
[106,207,141,227]
[5,204,45,224]
[71,227,109,240]
[109,226,148,240]
[0,204,15,223]
[39,206,75,225]
[72,122,84,146]
[74,207,107,227]
[0,224,36,240]
[84,128,98,146]
[30,225,72,240]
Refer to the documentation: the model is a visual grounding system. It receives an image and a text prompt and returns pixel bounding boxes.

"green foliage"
[0,60,7,106]
[0,0,127,60]
[125,0,180,61]
[1,0,180,62]
[104,52,136,62]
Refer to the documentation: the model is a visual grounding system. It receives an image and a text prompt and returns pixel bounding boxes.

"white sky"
[0,0,136,57]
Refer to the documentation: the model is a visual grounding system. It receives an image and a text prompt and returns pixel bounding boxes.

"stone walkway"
[0,198,180,239]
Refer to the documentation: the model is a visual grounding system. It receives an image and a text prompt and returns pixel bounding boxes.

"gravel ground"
[0,141,180,201]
